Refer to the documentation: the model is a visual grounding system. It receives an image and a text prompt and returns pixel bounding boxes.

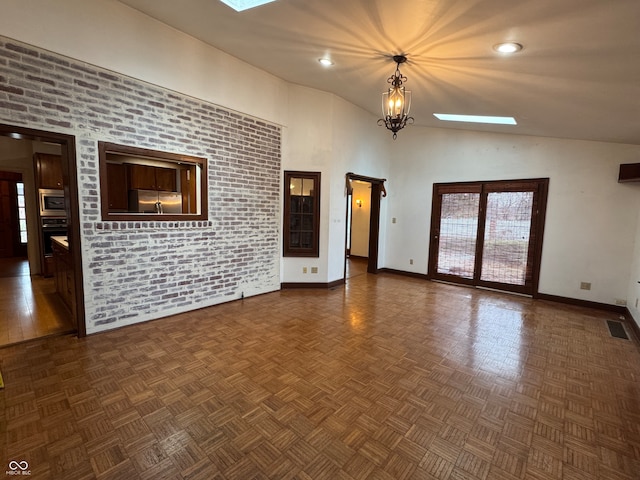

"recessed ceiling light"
[434,113,517,125]
[219,0,276,12]
[493,42,523,54]
[318,57,334,67]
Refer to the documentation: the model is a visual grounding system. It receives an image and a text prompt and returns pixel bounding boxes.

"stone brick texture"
[0,36,282,333]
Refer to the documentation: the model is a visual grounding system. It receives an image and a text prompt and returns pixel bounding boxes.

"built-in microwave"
[39,189,66,217]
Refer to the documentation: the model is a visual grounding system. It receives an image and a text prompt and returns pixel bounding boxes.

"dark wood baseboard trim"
[537,293,626,314]
[281,279,345,289]
[381,269,628,315]
[624,307,640,343]
[379,268,429,280]
[347,255,368,260]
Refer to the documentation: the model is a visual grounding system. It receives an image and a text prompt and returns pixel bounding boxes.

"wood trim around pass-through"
[98,141,208,222]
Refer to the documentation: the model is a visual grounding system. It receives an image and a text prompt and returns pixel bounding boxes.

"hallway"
[0,257,75,346]
[346,257,368,279]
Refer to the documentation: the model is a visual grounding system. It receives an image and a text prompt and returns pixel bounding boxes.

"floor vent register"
[607,320,630,340]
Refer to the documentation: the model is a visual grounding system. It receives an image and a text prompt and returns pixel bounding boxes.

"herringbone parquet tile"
[1,273,640,479]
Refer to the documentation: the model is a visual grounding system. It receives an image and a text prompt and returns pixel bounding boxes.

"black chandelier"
[377,54,414,139]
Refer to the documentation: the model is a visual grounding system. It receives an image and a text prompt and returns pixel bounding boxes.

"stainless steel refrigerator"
[129,189,182,214]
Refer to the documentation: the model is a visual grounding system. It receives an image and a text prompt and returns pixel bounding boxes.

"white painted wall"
[4,0,640,305]
[281,86,390,283]
[385,126,640,306]
[326,97,390,281]
[350,182,371,257]
[2,0,393,288]
[281,85,334,283]
[626,200,640,331]
[0,0,288,126]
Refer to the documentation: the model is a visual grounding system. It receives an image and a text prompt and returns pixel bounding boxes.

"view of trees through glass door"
[428,179,549,295]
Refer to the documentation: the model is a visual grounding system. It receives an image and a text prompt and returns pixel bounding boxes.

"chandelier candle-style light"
[378,54,414,139]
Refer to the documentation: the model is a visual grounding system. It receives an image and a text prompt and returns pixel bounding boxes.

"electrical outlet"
[409,259,414,265]
[311,267,318,274]
[302,267,307,274]
[580,282,591,290]
[392,217,397,224]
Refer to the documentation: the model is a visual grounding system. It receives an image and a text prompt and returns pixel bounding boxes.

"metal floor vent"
[607,320,629,340]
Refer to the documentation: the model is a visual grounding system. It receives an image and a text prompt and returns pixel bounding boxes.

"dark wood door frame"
[0,123,86,337]
[428,178,549,297]
[345,172,387,275]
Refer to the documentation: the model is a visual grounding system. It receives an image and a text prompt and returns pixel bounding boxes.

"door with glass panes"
[428,179,548,295]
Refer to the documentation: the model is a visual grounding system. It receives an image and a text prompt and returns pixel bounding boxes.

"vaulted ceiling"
[118,0,640,145]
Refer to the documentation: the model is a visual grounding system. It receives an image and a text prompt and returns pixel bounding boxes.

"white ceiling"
[118,0,640,145]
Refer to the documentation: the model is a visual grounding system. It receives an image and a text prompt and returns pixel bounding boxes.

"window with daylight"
[428,178,549,296]
[16,182,27,243]
[283,171,321,257]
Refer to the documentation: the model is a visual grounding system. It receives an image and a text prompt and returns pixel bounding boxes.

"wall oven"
[39,188,66,217]
[41,217,68,255]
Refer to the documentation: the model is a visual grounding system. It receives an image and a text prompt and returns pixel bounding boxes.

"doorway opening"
[0,123,85,345]
[344,172,386,280]
[428,178,549,296]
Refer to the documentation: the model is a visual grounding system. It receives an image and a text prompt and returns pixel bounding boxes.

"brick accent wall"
[0,36,282,333]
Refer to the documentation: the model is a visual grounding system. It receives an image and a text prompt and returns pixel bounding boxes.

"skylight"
[433,114,517,125]
[219,0,276,12]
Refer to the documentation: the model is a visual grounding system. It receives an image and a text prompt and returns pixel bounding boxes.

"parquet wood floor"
[1,273,639,479]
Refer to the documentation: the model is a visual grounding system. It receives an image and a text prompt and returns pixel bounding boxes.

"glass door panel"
[480,191,534,285]
[436,193,480,279]
[429,179,548,295]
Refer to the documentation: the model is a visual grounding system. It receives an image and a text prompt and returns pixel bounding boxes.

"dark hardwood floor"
[0,257,75,347]
[346,257,368,279]
[0,272,639,479]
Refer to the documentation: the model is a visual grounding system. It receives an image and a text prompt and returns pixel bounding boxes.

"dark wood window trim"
[98,142,208,221]
[283,171,321,257]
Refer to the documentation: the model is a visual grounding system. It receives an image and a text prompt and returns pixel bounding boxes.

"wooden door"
[0,180,14,257]
[0,176,20,258]
[429,179,548,295]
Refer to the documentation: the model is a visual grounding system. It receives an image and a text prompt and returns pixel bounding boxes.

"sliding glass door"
[428,179,548,295]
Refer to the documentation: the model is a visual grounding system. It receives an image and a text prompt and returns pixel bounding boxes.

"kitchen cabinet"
[155,167,178,191]
[128,164,177,192]
[34,153,63,189]
[127,164,156,190]
[618,163,640,182]
[106,163,128,211]
[52,237,74,314]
